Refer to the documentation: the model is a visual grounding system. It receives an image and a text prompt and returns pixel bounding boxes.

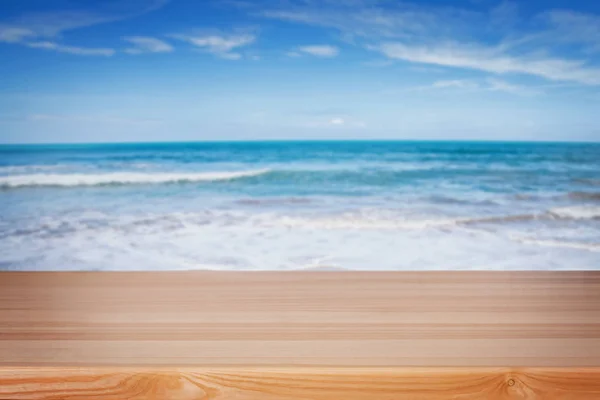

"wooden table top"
[1,271,599,399]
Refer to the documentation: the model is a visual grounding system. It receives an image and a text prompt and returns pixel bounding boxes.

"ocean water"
[0,141,599,270]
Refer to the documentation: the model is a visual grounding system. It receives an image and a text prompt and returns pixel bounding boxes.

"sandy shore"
[0,271,599,367]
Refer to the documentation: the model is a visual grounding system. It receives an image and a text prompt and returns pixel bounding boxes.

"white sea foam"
[514,237,600,252]
[0,169,270,188]
[2,206,600,270]
[548,206,600,220]
[277,215,456,230]
[5,205,599,243]
[270,207,600,232]
[4,211,598,271]
[0,165,67,173]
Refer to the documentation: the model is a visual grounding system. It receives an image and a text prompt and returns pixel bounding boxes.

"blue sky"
[1,0,600,143]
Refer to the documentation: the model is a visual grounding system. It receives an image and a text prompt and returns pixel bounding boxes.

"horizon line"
[1,138,600,146]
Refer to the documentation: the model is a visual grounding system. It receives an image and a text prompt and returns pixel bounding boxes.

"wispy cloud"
[250,0,600,85]
[297,45,339,57]
[220,52,243,60]
[303,115,367,128]
[377,42,600,85]
[334,117,366,128]
[486,78,541,96]
[416,78,540,96]
[541,10,600,53]
[431,79,480,90]
[171,32,256,59]
[0,1,170,40]
[124,36,174,54]
[0,12,118,42]
[260,2,478,41]
[0,0,169,55]
[0,27,35,43]
[26,41,115,56]
[28,114,161,125]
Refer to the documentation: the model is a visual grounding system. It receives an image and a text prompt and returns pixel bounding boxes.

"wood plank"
[1,271,599,366]
[1,272,599,398]
[1,368,599,399]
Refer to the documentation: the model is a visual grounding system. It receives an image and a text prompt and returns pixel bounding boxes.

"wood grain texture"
[1,271,600,367]
[1,368,600,399]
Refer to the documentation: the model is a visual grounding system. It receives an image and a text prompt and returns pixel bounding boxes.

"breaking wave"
[460,206,600,225]
[547,206,600,220]
[0,169,271,188]
[3,205,600,242]
[273,206,600,231]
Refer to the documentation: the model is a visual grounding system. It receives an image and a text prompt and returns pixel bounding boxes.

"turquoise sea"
[1,141,599,270]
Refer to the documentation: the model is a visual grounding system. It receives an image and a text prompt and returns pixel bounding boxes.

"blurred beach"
[1,141,599,270]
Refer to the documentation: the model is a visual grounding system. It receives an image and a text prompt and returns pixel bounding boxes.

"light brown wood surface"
[1,271,599,399]
[1,271,599,367]
[1,367,600,399]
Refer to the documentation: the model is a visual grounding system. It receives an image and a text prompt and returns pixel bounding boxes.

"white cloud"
[303,116,366,128]
[220,52,243,60]
[2,1,170,40]
[0,27,35,43]
[486,78,541,96]
[184,34,255,52]
[286,51,301,58]
[260,3,477,41]
[414,78,540,96]
[0,12,121,42]
[251,1,600,86]
[171,33,256,59]
[542,10,600,52]
[124,36,174,54]
[432,79,479,90]
[377,42,600,85]
[26,41,115,56]
[298,45,339,57]
[28,114,160,125]
[0,0,168,54]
